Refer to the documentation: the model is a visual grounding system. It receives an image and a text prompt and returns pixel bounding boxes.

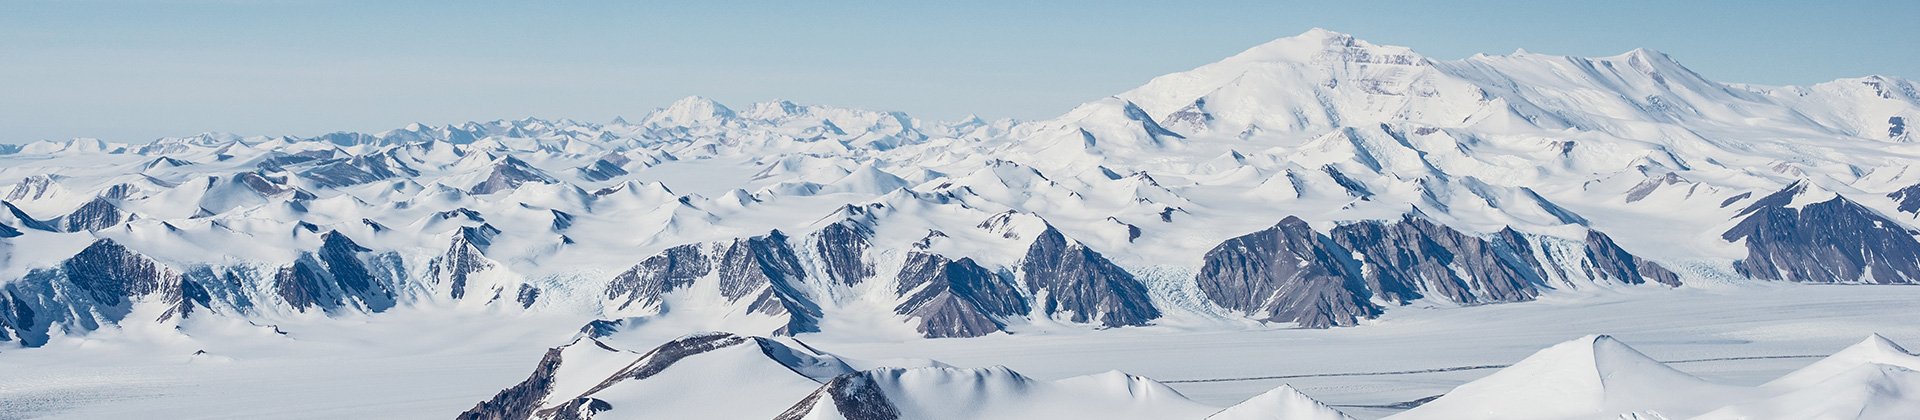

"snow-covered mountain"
[4,29,1920,347]
[1391,334,1920,420]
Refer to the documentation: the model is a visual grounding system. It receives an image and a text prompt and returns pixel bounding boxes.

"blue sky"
[3,1,1916,143]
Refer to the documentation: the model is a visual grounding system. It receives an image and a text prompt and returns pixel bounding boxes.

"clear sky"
[3,0,1916,143]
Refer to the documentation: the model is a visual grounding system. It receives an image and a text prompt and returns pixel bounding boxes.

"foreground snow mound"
[1390,334,1747,420]
[1765,333,1920,391]
[1206,385,1356,420]
[459,331,853,420]
[776,367,1218,420]
[466,330,1357,420]
[1392,334,1920,420]
[1696,363,1920,420]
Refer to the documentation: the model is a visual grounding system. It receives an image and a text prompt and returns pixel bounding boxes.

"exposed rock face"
[0,239,190,346]
[576,153,631,182]
[52,197,126,232]
[1196,216,1377,328]
[1020,226,1160,327]
[893,252,1029,338]
[606,244,710,310]
[469,156,558,195]
[1197,215,1679,328]
[1328,216,1538,305]
[774,373,902,420]
[717,231,825,335]
[1724,183,1920,284]
[812,221,875,286]
[549,210,574,232]
[296,153,418,188]
[431,225,501,300]
[1577,230,1682,286]
[274,231,396,312]
[457,345,570,420]
[463,331,854,420]
[1892,183,1920,214]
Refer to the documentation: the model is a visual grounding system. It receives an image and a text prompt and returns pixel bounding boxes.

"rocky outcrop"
[273,231,397,313]
[1576,230,1681,286]
[1020,226,1160,327]
[0,239,192,346]
[605,244,710,310]
[51,197,126,232]
[430,225,502,300]
[774,373,901,420]
[717,231,825,335]
[1892,183,1920,214]
[457,344,570,420]
[893,252,1028,338]
[1328,216,1539,305]
[1724,182,1920,283]
[469,156,559,195]
[1197,215,1679,328]
[1196,216,1378,328]
[812,220,875,287]
[576,153,631,182]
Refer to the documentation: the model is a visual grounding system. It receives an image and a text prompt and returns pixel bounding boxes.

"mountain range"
[3,29,1920,347]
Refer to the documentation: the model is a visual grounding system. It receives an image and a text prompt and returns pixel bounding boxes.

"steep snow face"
[1696,363,1920,420]
[781,367,1218,420]
[1121,28,1494,135]
[1391,335,1750,420]
[1765,334,1920,391]
[1206,385,1355,420]
[3,29,1920,346]
[1391,334,1920,420]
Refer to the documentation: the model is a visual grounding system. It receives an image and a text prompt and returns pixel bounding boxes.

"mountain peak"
[1224,28,1419,65]
[649,96,738,126]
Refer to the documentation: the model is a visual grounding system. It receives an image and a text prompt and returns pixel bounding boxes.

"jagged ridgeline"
[5,29,1920,346]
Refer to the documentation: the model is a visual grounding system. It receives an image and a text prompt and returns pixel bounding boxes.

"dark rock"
[606,244,710,310]
[894,252,1028,338]
[516,284,540,308]
[469,156,559,195]
[1195,216,1378,328]
[813,221,874,286]
[431,227,499,300]
[1196,215,1678,328]
[550,210,574,232]
[1328,216,1538,305]
[1020,226,1159,327]
[456,345,570,420]
[774,373,901,420]
[577,153,631,182]
[272,231,396,312]
[1892,183,1920,214]
[717,231,823,335]
[1578,230,1681,286]
[52,197,125,232]
[1724,182,1920,284]
[0,239,182,346]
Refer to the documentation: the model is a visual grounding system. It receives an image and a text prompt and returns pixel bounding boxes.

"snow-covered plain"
[2,284,1916,419]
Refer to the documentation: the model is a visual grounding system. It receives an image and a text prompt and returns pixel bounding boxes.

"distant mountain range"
[4,29,1920,347]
